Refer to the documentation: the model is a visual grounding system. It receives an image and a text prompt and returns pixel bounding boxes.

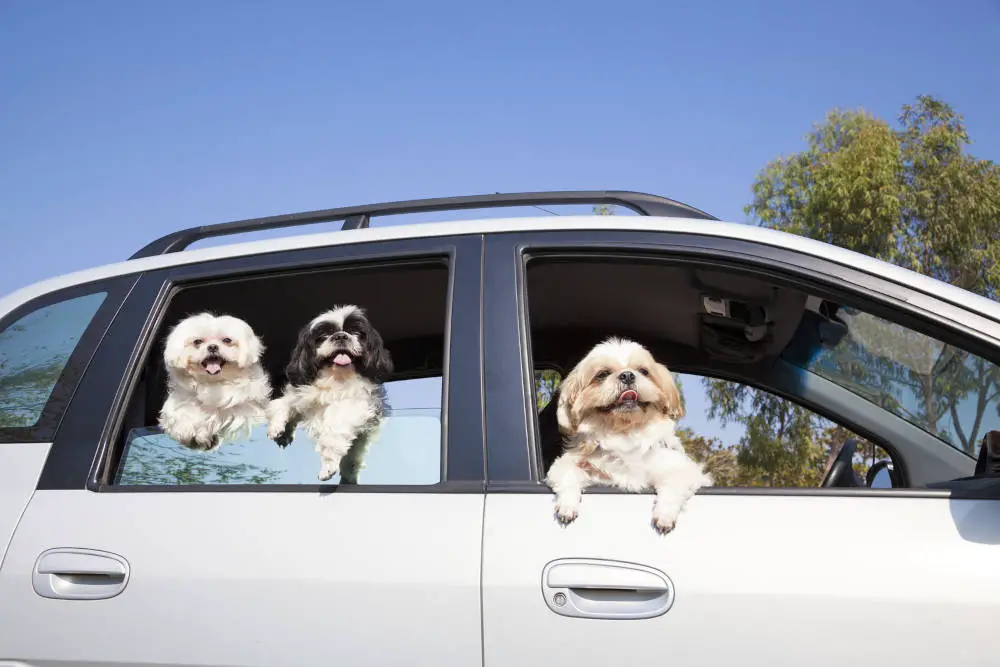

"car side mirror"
[866,460,896,488]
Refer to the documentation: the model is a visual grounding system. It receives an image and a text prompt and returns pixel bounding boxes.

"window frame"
[37,235,486,493]
[0,275,139,444]
[483,229,1000,498]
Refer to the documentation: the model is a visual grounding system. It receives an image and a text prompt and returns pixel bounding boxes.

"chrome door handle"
[542,558,674,619]
[32,548,130,600]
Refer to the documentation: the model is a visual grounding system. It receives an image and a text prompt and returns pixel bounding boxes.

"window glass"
[673,374,891,488]
[783,306,998,458]
[0,292,107,429]
[534,369,561,411]
[111,260,449,487]
[116,377,442,485]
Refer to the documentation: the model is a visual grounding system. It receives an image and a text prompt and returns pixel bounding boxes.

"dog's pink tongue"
[204,362,222,375]
[619,390,638,403]
[333,353,352,367]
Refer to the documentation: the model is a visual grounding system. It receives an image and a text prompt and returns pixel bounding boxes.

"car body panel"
[483,492,1000,667]
[0,443,50,567]
[0,490,485,666]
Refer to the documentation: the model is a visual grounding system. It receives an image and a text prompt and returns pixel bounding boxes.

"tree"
[707,95,1000,478]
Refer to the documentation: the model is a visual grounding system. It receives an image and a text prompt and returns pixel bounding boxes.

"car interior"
[524,255,990,491]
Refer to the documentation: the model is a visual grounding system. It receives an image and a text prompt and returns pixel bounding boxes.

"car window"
[0,291,107,431]
[674,374,890,488]
[783,305,998,458]
[110,259,449,487]
[534,369,561,411]
[531,367,889,488]
[116,377,442,485]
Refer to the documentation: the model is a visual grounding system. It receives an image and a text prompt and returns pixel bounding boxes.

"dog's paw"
[266,422,286,441]
[652,515,676,535]
[273,429,294,449]
[554,501,580,526]
[651,504,680,535]
[318,462,339,482]
[190,433,218,451]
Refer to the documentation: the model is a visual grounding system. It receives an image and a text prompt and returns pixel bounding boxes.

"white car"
[0,191,997,666]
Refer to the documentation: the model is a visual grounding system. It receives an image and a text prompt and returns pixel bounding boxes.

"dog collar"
[578,459,611,481]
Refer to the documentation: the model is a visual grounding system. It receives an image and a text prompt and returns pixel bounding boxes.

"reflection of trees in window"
[535,370,561,411]
[811,311,999,455]
[0,357,66,428]
[695,378,887,488]
[118,435,283,486]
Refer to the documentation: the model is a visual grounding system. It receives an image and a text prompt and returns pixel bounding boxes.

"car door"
[0,276,135,567]
[481,229,1000,667]
[0,234,486,667]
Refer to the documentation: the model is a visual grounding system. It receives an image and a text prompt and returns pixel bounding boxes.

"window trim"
[484,229,1000,498]
[0,275,139,444]
[36,235,486,492]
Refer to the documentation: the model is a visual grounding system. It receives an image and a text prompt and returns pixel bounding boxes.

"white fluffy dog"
[158,312,272,451]
[545,337,712,534]
[266,305,393,483]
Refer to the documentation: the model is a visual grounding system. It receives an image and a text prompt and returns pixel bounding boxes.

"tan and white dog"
[545,337,712,534]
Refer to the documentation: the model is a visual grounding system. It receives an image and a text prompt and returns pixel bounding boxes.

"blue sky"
[2,0,999,455]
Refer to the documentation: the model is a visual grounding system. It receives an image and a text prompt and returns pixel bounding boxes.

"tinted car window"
[0,291,107,431]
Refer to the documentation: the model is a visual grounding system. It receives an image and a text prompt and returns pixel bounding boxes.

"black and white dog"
[266,305,393,482]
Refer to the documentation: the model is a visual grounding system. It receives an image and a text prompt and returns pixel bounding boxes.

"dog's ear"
[364,325,393,382]
[556,365,586,434]
[284,327,316,386]
[241,332,265,368]
[162,331,189,371]
[650,362,684,420]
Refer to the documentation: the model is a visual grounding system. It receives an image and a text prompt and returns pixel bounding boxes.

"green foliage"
[118,433,284,485]
[0,357,67,428]
[702,95,1000,482]
[535,369,562,411]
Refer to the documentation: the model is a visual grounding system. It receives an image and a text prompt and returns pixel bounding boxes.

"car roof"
[4,215,1000,332]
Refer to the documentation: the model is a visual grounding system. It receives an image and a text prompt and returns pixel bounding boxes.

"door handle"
[542,558,674,619]
[32,548,130,600]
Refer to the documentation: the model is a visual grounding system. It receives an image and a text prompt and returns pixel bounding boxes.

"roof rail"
[129,190,718,259]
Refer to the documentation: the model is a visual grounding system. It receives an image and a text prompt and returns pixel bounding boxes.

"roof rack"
[129,190,718,259]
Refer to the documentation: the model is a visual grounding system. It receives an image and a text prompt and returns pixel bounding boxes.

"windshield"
[784,304,999,458]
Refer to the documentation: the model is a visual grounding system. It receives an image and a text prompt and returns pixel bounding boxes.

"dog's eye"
[593,369,612,383]
[222,337,233,345]
[192,339,204,347]
[638,368,650,377]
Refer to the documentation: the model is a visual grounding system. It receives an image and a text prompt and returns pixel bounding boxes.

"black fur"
[283,307,394,388]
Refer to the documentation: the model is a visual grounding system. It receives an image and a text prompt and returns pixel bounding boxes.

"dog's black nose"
[207,343,219,353]
[619,370,636,385]
[332,331,350,341]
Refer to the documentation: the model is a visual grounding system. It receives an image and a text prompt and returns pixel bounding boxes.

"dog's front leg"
[649,450,713,535]
[315,434,353,482]
[265,395,297,446]
[545,452,592,525]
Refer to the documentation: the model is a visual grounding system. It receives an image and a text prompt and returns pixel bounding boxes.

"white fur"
[158,312,272,450]
[545,337,711,533]
[267,374,383,481]
[266,305,390,482]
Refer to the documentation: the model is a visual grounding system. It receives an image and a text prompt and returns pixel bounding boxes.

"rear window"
[0,291,107,435]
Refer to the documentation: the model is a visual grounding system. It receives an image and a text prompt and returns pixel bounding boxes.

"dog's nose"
[332,331,350,341]
[619,370,636,385]
[207,343,219,353]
